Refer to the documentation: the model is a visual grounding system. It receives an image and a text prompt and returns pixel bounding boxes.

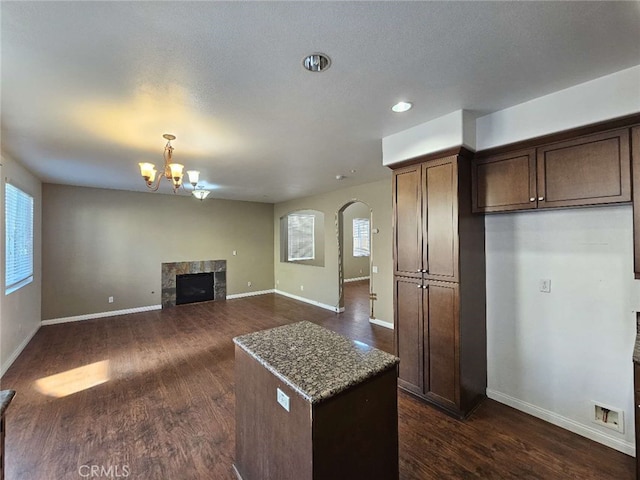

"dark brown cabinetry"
[632,126,640,279]
[472,148,537,213]
[634,361,640,479]
[392,150,486,418]
[473,128,631,213]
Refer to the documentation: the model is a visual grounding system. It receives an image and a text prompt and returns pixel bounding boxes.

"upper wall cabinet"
[392,158,459,281]
[472,148,536,213]
[472,128,631,213]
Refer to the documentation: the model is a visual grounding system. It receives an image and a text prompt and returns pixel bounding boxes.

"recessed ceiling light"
[303,53,331,72]
[392,101,413,113]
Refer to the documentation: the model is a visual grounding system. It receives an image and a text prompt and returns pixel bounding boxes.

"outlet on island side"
[108,296,114,303]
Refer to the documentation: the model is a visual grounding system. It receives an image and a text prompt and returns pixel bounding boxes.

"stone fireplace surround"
[161,260,226,308]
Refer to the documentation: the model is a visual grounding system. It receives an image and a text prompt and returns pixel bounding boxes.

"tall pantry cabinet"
[391,148,487,418]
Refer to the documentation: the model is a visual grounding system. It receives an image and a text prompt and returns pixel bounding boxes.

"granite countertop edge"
[233,322,399,405]
[234,344,398,404]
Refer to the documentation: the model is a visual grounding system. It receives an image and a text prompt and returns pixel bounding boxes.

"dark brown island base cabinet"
[634,360,640,480]
[391,149,487,418]
[0,390,16,480]
[473,128,631,213]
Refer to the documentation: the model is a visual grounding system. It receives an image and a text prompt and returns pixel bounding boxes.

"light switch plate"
[277,388,290,412]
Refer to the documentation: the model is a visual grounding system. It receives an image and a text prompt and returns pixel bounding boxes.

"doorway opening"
[337,200,374,321]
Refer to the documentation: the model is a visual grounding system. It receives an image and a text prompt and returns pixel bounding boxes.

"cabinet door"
[425,281,459,409]
[537,128,631,208]
[395,276,424,395]
[423,157,458,282]
[631,127,640,278]
[472,149,537,213]
[393,165,422,277]
[635,362,640,478]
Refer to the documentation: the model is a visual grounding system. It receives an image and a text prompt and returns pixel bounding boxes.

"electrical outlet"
[247,281,252,287]
[108,296,114,303]
[372,266,378,274]
[277,388,290,412]
[359,269,363,274]
[300,285,304,291]
[233,250,237,256]
[539,279,551,293]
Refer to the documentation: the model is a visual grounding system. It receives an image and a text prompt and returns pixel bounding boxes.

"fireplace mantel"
[161,260,226,308]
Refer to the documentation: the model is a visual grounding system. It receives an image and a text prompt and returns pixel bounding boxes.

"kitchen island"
[1,390,16,480]
[233,321,399,480]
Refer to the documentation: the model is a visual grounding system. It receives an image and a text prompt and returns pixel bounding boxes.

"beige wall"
[342,202,370,280]
[274,177,393,324]
[42,185,274,320]
[1,154,42,376]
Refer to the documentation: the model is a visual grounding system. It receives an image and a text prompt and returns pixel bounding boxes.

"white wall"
[382,109,476,165]
[476,65,640,150]
[479,66,640,455]
[0,153,42,377]
[486,206,637,453]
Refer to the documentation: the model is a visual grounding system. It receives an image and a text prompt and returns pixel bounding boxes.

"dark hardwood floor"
[0,281,634,479]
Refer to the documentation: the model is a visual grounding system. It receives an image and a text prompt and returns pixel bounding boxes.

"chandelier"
[138,134,210,200]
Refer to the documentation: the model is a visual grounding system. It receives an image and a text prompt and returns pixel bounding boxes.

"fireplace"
[161,260,226,308]
[176,272,214,305]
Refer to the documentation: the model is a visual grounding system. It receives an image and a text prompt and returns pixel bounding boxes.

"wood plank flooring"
[0,280,634,479]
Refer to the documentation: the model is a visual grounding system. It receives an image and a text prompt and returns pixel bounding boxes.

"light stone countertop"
[0,390,15,416]
[233,321,399,404]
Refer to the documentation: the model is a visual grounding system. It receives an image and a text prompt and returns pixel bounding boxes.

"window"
[353,217,370,257]
[5,183,34,294]
[287,213,315,261]
[280,209,324,266]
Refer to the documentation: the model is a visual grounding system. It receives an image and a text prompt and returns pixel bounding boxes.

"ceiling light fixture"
[391,101,413,113]
[192,189,210,201]
[303,53,331,72]
[138,134,209,199]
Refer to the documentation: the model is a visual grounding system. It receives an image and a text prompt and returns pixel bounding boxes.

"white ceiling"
[2,1,639,203]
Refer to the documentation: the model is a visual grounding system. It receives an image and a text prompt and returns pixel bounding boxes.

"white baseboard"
[369,318,394,329]
[227,289,275,299]
[344,276,370,283]
[487,388,635,456]
[41,304,162,326]
[274,290,341,313]
[1,322,40,378]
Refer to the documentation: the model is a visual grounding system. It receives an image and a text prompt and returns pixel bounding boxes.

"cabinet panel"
[426,282,458,408]
[424,159,458,281]
[632,127,640,279]
[472,149,536,213]
[395,276,423,394]
[393,166,422,277]
[537,129,630,208]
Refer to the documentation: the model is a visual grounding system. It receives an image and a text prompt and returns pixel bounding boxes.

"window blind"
[288,214,315,261]
[353,218,370,257]
[5,183,34,293]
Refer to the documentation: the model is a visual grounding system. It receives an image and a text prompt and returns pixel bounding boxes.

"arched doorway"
[337,200,374,321]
